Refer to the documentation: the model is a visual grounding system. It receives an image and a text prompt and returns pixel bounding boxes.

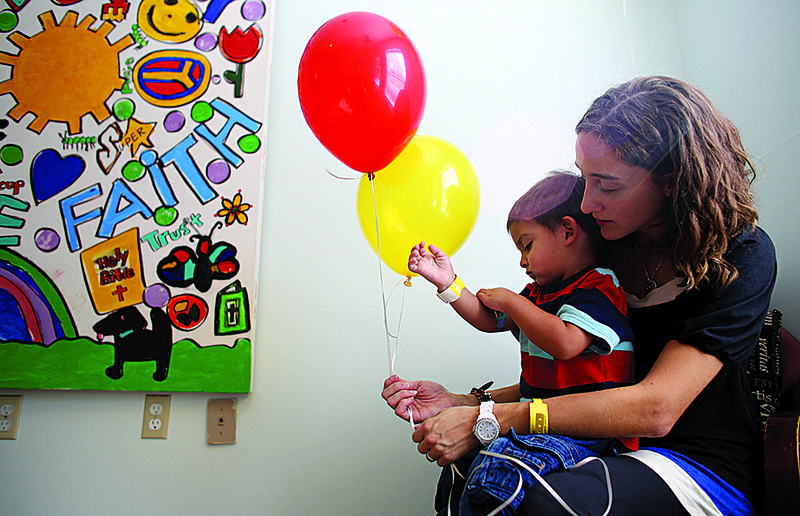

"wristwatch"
[473,401,501,446]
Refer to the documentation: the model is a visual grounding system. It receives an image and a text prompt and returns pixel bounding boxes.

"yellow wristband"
[529,399,548,434]
[436,275,465,303]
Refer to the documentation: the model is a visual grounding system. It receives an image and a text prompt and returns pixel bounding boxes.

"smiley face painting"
[137,0,203,43]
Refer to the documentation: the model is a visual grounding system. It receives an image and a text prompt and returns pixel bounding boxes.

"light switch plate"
[142,394,171,439]
[207,398,236,444]
[0,395,22,440]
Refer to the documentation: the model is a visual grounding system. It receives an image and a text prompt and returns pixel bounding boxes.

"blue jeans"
[435,430,627,516]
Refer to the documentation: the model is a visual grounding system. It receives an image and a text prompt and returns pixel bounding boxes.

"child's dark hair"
[507,170,601,247]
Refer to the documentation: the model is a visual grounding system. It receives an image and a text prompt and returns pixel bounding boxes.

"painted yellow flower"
[216,190,251,226]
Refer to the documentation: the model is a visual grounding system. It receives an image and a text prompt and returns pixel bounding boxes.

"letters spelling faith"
[59,98,261,253]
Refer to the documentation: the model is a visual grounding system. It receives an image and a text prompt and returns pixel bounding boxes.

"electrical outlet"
[0,395,22,440]
[141,395,170,439]
[207,398,236,444]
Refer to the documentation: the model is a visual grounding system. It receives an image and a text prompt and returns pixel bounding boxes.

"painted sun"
[0,10,133,134]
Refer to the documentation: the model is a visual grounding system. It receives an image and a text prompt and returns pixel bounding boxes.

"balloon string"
[369,175,408,378]
[369,176,391,375]
[369,176,415,431]
[325,168,361,181]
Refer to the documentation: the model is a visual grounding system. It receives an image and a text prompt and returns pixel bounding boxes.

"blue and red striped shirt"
[511,266,636,450]
[512,266,635,398]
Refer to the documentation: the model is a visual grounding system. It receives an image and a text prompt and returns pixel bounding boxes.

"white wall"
[1,1,796,515]
[674,0,800,336]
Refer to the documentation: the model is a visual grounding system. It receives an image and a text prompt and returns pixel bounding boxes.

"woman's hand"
[382,375,463,423]
[413,406,480,466]
[408,242,455,291]
[382,376,481,466]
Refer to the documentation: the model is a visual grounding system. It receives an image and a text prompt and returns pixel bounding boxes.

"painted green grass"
[0,337,251,392]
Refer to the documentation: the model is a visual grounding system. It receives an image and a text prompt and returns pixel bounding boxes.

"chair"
[753,309,800,516]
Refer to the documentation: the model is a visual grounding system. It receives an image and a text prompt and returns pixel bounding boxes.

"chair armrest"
[764,409,800,516]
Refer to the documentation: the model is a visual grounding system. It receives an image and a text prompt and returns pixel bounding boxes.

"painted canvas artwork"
[0,0,273,392]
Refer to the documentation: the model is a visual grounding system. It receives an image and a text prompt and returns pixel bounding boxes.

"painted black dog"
[93,305,173,381]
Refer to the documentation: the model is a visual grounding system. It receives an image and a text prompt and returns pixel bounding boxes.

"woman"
[382,76,776,515]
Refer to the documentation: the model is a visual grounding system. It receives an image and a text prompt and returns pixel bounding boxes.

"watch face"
[474,418,499,441]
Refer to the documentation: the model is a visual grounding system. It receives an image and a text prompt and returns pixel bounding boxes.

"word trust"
[140,213,203,252]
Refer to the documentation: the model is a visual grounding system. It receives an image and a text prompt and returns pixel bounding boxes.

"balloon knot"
[404,277,412,287]
[367,172,375,181]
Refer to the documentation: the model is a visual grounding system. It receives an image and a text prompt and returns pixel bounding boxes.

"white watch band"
[473,401,501,445]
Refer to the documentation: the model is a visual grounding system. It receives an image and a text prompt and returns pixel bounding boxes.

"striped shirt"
[512,266,635,399]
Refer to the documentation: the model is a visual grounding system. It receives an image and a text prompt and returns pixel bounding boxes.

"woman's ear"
[561,216,579,245]
[660,172,677,198]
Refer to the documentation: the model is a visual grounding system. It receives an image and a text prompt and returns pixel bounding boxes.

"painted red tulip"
[220,25,262,64]
[220,24,263,97]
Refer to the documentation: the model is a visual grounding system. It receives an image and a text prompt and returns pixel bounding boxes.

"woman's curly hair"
[576,76,758,291]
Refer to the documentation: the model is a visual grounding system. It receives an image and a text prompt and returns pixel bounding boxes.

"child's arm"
[477,288,593,360]
[409,242,501,333]
[487,383,523,404]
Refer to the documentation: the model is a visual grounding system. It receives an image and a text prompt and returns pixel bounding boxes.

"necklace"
[634,238,666,295]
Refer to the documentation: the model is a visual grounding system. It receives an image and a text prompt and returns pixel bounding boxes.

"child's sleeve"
[555,269,633,355]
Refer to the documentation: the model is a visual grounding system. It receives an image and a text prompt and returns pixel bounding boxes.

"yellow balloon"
[357,135,480,279]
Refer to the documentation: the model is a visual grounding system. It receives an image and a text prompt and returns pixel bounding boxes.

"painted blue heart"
[31,149,86,204]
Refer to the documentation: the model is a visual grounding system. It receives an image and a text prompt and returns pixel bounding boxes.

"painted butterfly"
[156,221,239,293]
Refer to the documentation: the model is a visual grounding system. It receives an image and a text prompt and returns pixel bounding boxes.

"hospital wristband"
[436,275,465,303]
[529,399,549,434]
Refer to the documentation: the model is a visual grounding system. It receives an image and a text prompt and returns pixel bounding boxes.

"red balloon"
[298,12,427,173]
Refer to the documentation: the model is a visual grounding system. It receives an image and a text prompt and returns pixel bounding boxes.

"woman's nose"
[581,189,598,214]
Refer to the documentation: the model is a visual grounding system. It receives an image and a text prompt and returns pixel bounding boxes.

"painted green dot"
[191,101,214,123]
[0,144,22,165]
[113,98,135,121]
[0,10,18,32]
[154,206,178,226]
[238,134,261,154]
[121,160,145,181]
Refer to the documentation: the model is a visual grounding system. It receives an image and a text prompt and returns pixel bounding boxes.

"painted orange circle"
[166,293,208,331]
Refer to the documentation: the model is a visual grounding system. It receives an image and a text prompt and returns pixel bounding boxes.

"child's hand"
[476,287,516,312]
[408,242,455,290]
